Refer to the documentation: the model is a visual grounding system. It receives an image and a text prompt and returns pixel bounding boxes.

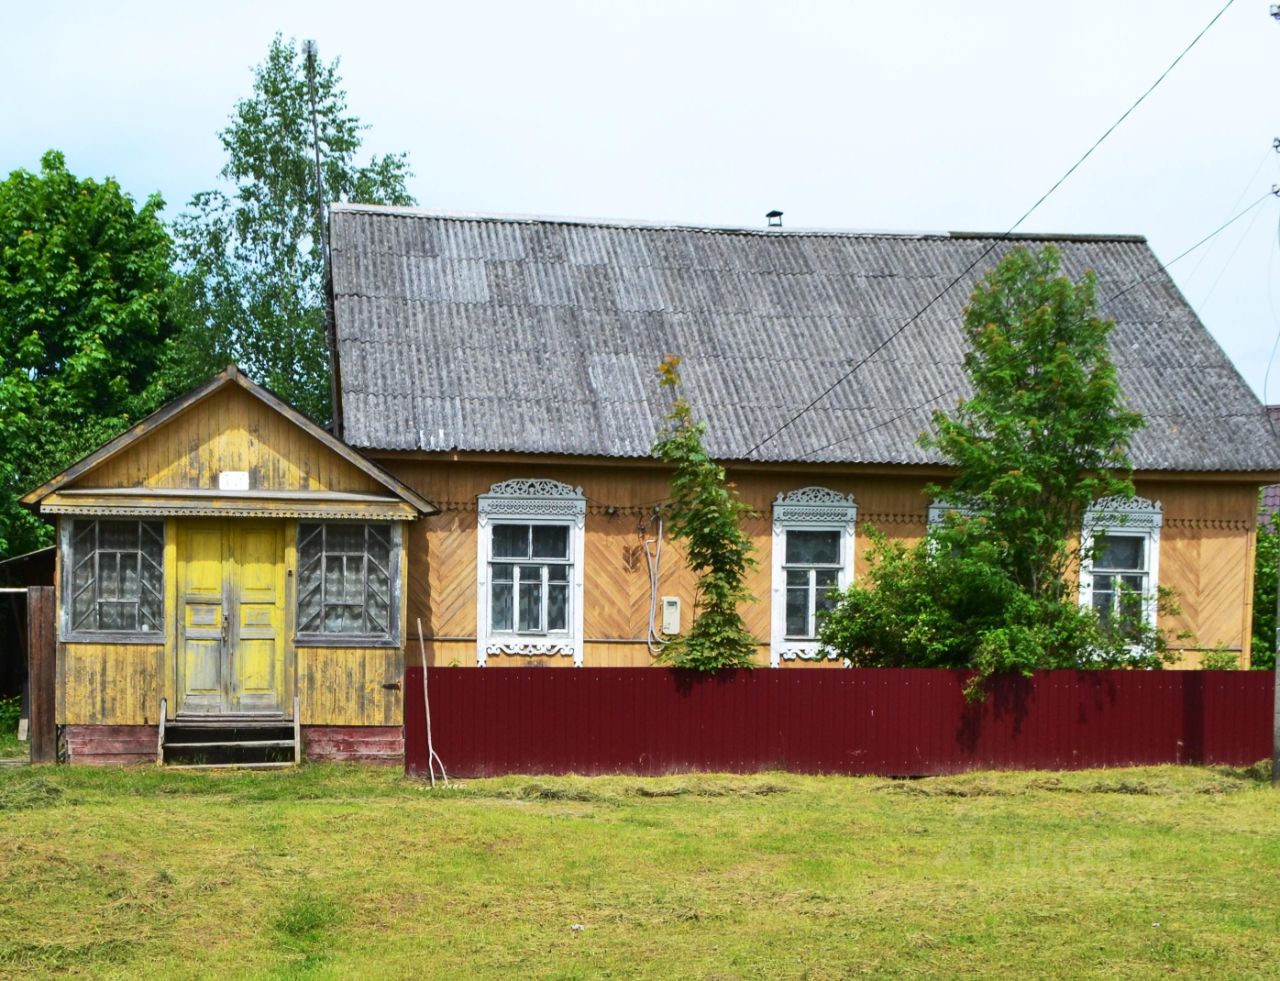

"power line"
[795,191,1276,462]
[743,0,1237,460]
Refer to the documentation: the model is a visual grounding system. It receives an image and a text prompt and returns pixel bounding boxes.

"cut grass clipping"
[1,764,1278,978]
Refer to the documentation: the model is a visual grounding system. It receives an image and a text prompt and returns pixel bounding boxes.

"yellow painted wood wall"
[86,386,383,494]
[387,459,1263,670]
[296,648,403,726]
[60,643,164,725]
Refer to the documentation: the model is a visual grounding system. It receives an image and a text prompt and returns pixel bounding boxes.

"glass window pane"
[547,564,569,583]
[491,582,514,631]
[100,553,121,601]
[786,569,809,588]
[100,603,124,631]
[548,584,568,631]
[518,564,543,581]
[121,556,140,599]
[1095,535,1143,571]
[100,520,138,551]
[491,563,514,582]
[518,580,542,632]
[327,524,365,554]
[814,568,840,589]
[492,524,530,558]
[532,525,569,559]
[786,530,840,565]
[786,587,810,636]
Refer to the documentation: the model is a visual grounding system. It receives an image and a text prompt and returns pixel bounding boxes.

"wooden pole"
[27,586,55,764]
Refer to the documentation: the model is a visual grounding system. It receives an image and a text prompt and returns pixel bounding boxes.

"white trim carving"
[772,486,858,531]
[926,500,984,527]
[476,478,587,666]
[778,646,842,662]
[1079,496,1163,637]
[770,488,858,667]
[478,479,586,527]
[485,641,576,658]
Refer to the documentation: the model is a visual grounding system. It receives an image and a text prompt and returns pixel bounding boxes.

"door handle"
[222,613,229,646]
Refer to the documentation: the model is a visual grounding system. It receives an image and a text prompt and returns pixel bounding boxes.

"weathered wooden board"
[86,385,385,494]
[27,587,55,763]
[302,725,403,763]
[296,647,403,726]
[66,724,158,764]
[63,643,163,725]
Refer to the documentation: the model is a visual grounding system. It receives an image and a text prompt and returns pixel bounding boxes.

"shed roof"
[330,203,1280,473]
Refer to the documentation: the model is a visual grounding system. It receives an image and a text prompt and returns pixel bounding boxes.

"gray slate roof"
[330,203,1280,472]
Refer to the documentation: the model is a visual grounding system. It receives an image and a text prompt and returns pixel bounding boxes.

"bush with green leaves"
[1252,509,1277,670]
[651,356,757,670]
[821,245,1182,691]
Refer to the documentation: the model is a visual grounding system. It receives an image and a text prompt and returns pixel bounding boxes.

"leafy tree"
[821,245,1178,689]
[652,356,757,670]
[165,35,415,422]
[923,245,1143,605]
[1252,504,1278,670]
[0,151,177,556]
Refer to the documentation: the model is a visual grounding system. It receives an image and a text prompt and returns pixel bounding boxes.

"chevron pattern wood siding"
[383,459,1262,669]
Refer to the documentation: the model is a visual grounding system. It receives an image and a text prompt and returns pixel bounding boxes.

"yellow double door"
[176,520,288,717]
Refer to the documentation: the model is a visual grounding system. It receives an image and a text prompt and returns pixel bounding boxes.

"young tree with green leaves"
[0,151,178,556]
[165,35,415,423]
[1252,506,1278,670]
[821,245,1177,687]
[652,356,757,670]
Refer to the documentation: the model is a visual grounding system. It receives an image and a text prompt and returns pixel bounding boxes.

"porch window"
[770,487,857,666]
[65,519,164,638]
[476,479,586,665]
[296,523,399,644]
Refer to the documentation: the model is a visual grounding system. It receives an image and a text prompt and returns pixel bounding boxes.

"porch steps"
[158,698,302,769]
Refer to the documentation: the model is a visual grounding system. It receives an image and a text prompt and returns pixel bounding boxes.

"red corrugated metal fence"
[404,668,1273,778]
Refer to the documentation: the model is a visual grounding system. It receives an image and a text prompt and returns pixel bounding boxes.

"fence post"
[27,586,55,764]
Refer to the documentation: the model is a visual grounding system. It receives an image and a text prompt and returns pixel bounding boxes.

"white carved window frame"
[476,479,586,666]
[1078,495,1163,633]
[770,487,858,667]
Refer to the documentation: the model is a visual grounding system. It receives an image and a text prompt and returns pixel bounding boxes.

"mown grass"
[1,763,1278,978]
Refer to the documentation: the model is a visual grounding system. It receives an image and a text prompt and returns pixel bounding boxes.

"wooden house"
[24,204,1280,764]
[22,367,435,763]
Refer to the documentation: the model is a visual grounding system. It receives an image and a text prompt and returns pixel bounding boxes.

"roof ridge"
[328,202,1146,243]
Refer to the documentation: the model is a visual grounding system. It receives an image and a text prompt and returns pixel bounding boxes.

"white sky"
[5,1,1279,401]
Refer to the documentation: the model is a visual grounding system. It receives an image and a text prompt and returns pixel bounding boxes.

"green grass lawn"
[1,763,1278,979]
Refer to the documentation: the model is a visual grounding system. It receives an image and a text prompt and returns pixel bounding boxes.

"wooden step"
[165,739,296,750]
[165,761,296,770]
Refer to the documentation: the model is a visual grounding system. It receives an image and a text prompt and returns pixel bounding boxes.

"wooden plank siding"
[384,458,1263,670]
[62,643,164,725]
[296,648,403,726]
[86,385,385,494]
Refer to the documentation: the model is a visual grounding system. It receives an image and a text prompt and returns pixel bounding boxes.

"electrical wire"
[1184,144,1274,291]
[1262,217,1280,406]
[742,0,1238,460]
[797,191,1276,461]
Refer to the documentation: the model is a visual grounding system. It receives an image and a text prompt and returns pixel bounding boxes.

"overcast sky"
[5,1,1279,401]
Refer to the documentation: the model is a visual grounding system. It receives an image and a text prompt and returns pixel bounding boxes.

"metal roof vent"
[766,210,783,228]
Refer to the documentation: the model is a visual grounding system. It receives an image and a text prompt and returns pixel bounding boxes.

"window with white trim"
[770,487,857,666]
[1079,496,1162,640]
[63,519,165,640]
[476,479,586,665]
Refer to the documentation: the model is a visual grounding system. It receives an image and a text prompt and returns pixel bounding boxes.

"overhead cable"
[743,0,1238,460]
